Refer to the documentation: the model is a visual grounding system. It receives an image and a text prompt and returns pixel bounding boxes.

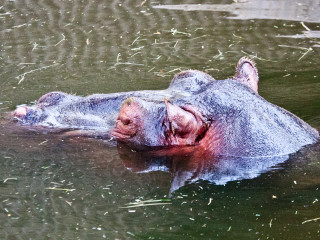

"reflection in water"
[153,0,320,23]
[1,119,320,239]
[118,144,289,193]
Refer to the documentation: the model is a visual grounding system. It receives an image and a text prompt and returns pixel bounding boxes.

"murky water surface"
[1,0,320,239]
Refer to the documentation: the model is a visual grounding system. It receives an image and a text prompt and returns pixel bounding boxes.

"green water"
[0,0,319,239]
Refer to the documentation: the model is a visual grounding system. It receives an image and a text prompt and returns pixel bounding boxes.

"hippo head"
[111,57,261,149]
[111,97,208,148]
[13,92,70,126]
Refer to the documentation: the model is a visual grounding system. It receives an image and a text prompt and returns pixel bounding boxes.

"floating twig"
[131,36,140,45]
[38,139,48,145]
[12,23,29,29]
[0,12,11,16]
[18,63,36,65]
[298,47,313,61]
[213,49,223,59]
[115,62,144,66]
[155,67,185,77]
[54,33,66,46]
[173,40,179,49]
[120,202,172,208]
[45,187,76,192]
[129,52,141,58]
[240,50,277,62]
[302,217,320,224]
[278,45,310,51]
[280,45,314,61]
[136,0,147,7]
[116,53,121,64]
[167,28,191,36]
[148,66,155,72]
[233,33,242,39]
[205,68,220,72]
[120,199,171,208]
[131,46,144,51]
[16,63,59,84]
[32,42,39,51]
[300,22,311,31]
[3,178,17,183]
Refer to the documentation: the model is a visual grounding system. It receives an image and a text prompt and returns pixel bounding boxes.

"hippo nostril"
[116,118,132,127]
[122,118,131,126]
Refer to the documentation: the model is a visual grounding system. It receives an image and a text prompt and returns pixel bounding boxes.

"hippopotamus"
[13,57,319,157]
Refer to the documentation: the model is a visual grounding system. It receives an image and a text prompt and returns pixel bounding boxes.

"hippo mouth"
[111,123,136,140]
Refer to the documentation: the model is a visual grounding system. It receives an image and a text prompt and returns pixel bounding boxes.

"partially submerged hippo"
[14,57,319,157]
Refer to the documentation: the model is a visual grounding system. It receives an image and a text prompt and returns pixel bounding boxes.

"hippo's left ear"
[233,57,259,93]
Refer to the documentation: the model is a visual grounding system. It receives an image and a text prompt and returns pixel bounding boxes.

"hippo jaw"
[111,97,209,148]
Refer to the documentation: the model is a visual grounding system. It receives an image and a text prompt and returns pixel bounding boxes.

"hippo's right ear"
[233,57,259,93]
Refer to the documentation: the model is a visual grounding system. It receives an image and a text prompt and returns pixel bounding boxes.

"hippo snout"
[13,106,42,124]
[14,106,29,120]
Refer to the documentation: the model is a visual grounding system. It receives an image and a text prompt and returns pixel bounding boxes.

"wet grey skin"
[13,57,319,157]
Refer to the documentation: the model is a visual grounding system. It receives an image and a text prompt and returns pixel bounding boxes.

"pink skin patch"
[111,98,143,140]
[14,106,27,119]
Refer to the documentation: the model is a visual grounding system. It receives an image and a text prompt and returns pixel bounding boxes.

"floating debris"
[302,217,320,224]
[16,63,59,84]
[2,178,17,183]
[38,139,48,145]
[45,187,76,192]
[120,199,172,208]
[55,34,66,46]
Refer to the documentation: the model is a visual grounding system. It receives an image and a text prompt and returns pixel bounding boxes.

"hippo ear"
[233,57,259,93]
[165,100,206,145]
